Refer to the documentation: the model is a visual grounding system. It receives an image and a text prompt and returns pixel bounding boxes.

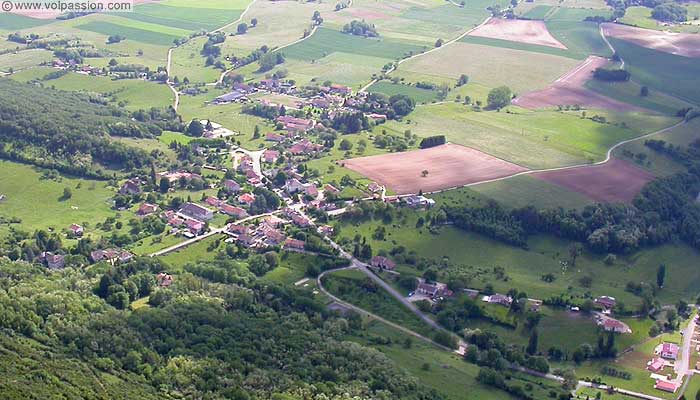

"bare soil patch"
[468,18,568,49]
[341,144,529,195]
[602,23,700,58]
[532,157,654,203]
[513,56,645,112]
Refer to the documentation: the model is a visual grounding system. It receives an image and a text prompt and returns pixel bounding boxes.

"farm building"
[179,202,214,221]
[658,343,679,360]
[371,256,396,271]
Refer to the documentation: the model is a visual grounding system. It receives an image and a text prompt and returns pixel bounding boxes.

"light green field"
[39,72,174,110]
[0,49,53,73]
[620,6,700,34]
[377,103,678,169]
[0,161,119,233]
[158,131,194,146]
[157,234,225,269]
[367,81,439,104]
[467,175,594,210]
[336,210,700,308]
[282,52,390,89]
[4,66,53,81]
[586,79,694,115]
[76,16,191,46]
[0,14,54,31]
[169,37,222,84]
[394,41,579,93]
[122,3,244,32]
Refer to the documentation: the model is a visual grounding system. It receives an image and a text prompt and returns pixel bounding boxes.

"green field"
[76,20,185,46]
[522,5,555,19]
[586,78,694,115]
[122,3,243,31]
[620,6,700,34]
[0,49,53,73]
[169,37,223,83]
[610,38,700,105]
[377,103,678,169]
[0,14,53,31]
[467,175,594,210]
[367,81,439,103]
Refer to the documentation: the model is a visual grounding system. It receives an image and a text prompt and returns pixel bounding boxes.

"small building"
[119,179,141,195]
[213,90,247,104]
[324,184,341,196]
[137,203,159,216]
[223,179,241,193]
[367,182,383,193]
[283,238,305,250]
[69,223,84,237]
[156,272,173,288]
[238,193,256,206]
[595,295,616,310]
[205,196,222,207]
[90,248,133,265]
[220,204,247,218]
[601,318,630,333]
[483,294,513,307]
[263,149,279,163]
[403,195,435,209]
[179,202,214,221]
[43,252,65,269]
[654,380,677,393]
[659,343,679,360]
[647,357,665,373]
[371,256,396,271]
[185,218,205,235]
[266,132,285,142]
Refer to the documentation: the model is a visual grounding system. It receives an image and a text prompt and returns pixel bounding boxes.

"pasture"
[586,79,694,115]
[169,37,222,83]
[367,81,439,103]
[0,13,54,31]
[468,175,594,209]
[122,3,244,32]
[620,6,700,34]
[377,103,678,169]
[0,49,53,73]
[342,143,529,195]
[76,18,189,46]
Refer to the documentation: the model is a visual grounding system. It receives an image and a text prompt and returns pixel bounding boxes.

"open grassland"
[613,118,700,176]
[367,81,439,103]
[0,49,52,73]
[76,16,192,46]
[620,6,700,34]
[262,252,322,285]
[468,175,594,209]
[377,103,678,169]
[0,161,118,233]
[169,37,222,83]
[0,13,54,31]
[157,235,226,269]
[281,52,390,89]
[394,41,579,93]
[609,38,700,105]
[122,3,244,32]
[38,72,173,110]
[337,212,700,308]
[353,322,521,400]
[516,0,609,14]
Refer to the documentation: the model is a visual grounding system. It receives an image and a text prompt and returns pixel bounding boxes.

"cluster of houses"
[225,213,299,250]
[647,342,681,393]
[40,247,135,270]
[51,59,103,76]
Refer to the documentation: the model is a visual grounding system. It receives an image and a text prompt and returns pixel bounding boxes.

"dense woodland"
[0,258,445,399]
[0,80,180,178]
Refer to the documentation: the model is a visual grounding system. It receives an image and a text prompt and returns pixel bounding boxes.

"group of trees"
[593,68,631,82]
[342,20,379,37]
[651,2,688,22]
[419,135,446,149]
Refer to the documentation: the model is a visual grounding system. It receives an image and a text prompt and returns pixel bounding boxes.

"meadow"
[376,103,678,169]
[620,6,700,34]
[169,37,222,84]
[0,49,53,73]
[121,3,244,32]
[367,81,439,103]
[76,19,188,47]
[467,175,594,210]
[586,78,694,115]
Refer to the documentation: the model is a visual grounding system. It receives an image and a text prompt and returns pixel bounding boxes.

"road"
[675,315,697,384]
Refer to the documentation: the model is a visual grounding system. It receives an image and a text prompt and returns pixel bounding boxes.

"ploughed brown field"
[468,18,568,49]
[602,23,700,58]
[532,157,654,203]
[341,144,528,195]
[513,56,645,112]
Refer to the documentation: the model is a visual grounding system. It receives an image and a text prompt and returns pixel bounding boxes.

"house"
[220,204,247,218]
[205,196,222,207]
[43,252,65,269]
[276,115,315,133]
[137,203,159,216]
[371,256,396,271]
[223,179,241,193]
[226,223,249,236]
[283,238,305,250]
[266,132,285,142]
[157,171,202,185]
[484,294,513,307]
[654,380,677,393]
[238,193,256,206]
[416,281,451,298]
[329,84,352,96]
[289,212,312,227]
[69,223,84,237]
[156,272,173,288]
[119,179,141,195]
[185,218,205,235]
[213,90,247,104]
[263,149,279,163]
[318,225,334,235]
[289,139,323,155]
[284,178,305,194]
[324,184,341,196]
[179,202,214,221]
[602,318,630,333]
[261,225,286,246]
[368,113,387,122]
[595,295,616,310]
[233,82,254,93]
[367,182,383,193]
[404,195,435,209]
[659,343,679,360]
[647,357,665,373]
[90,249,133,264]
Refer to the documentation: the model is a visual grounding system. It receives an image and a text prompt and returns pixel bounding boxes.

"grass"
[122,3,243,32]
[169,37,223,84]
[0,160,122,234]
[546,20,613,59]
[321,268,436,337]
[522,5,555,19]
[157,234,226,270]
[367,81,439,104]
[609,38,700,105]
[262,252,322,285]
[467,175,594,210]
[75,20,185,46]
[158,131,194,146]
[377,103,678,169]
[586,79,694,115]
[620,6,700,34]
[38,72,174,110]
[0,49,53,73]
[336,209,700,308]
[281,27,425,62]
[0,14,53,31]
[683,374,700,400]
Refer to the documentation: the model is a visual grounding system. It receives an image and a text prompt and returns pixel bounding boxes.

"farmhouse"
[658,343,679,360]
[654,380,678,393]
[238,193,256,206]
[371,256,396,271]
[416,281,451,299]
[91,248,134,264]
[483,294,513,307]
[138,203,159,216]
[213,91,247,104]
[42,252,65,269]
[647,357,665,373]
[276,115,315,133]
[595,296,616,310]
[179,202,214,221]
[223,179,241,193]
[403,195,435,209]
[119,179,141,195]
[283,238,305,250]
[156,272,173,288]
[69,223,84,237]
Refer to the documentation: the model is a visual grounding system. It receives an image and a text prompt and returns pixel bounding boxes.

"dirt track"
[602,23,700,58]
[512,56,645,112]
[342,144,528,195]
[468,18,568,49]
[532,157,654,203]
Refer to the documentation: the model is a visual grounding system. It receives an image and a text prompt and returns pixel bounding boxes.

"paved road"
[675,316,697,383]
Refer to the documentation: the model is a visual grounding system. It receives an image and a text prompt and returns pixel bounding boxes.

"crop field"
[468,18,568,49]
[532,157,655,202]
[602,23,700,58]
[513,56,643,112]
[343,143,529,194]
[76,20,185,47]
[620,6,700,34]
[607,38,700,105]
[121,3,244,31]
[586,79,694,115]
[394,41,579,93]
[37,72,174,110]
[0,49,52,73]
[367,81,439,103]
[376,103,678,169]
[336,213,700,307]
[0,13,54,31]
[522,5,555,19]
